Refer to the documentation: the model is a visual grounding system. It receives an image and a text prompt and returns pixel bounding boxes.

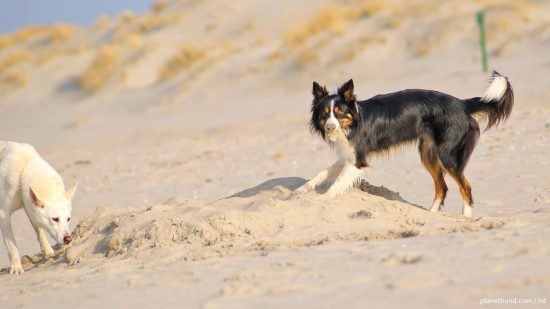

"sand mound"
[30,177,502,267]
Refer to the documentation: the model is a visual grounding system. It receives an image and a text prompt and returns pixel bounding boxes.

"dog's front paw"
[291,184,312,197]
[319,191,337,199]
[43,246,55,257]
[9,263,24,275]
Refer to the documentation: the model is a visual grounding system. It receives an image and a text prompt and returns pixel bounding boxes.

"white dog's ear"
[65,183,79,200]
[29,187,44,208]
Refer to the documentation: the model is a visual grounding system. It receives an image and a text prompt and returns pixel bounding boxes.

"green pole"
[476,11,488,73]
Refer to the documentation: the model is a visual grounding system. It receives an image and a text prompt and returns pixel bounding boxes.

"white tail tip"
[481,74,507,102]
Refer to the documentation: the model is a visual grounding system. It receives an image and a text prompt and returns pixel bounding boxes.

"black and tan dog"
[294,71,514,217]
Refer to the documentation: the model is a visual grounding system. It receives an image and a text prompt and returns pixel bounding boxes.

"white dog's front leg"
[0,217,24,274]
[35,226,54,256]
[293,161,344,196]
[322,163,362,198]
[24,208,55,257]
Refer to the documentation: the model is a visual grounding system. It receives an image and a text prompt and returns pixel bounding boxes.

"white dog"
[0,142,77,274]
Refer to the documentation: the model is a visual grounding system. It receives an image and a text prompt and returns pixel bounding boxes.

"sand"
[0,0,549,308]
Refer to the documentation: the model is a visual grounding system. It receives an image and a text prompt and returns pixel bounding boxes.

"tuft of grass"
[158,44,207,81]
[94,16,112,29]
[12,26,46,42]
[48,23,76,42]
[0,35,13,50]
[356,0,388,18]
[152,0,169,13]
[119,11,137,23]
[0,49,33,73]
[293,48,319,69]
[79,46,120,92]
[139,13,171,32]
[239,19,256,35]
[2,71,28,88]
[284,4,350,46]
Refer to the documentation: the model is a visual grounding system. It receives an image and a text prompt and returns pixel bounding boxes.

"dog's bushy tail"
[465,70,514,130]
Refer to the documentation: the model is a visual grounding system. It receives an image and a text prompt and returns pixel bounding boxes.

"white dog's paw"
[43,246,55,257]
[9,263,24,275]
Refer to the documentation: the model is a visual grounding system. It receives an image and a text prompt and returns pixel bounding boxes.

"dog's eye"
[67,217,71,222]
[52,217,59,222]
[334,106,341,114]
[346,113,353,119]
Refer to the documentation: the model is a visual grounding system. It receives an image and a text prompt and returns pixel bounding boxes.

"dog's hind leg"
[322,162,362,198]
[293,161,345,196]
[419,136,448,212]
[439,122,479,217]
[448,170,473,217]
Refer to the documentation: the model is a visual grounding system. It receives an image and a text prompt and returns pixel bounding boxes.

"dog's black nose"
[63,235,72,244]
[326,123,336,131]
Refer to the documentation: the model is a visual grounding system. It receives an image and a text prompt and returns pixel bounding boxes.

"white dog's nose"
[63,235,72,244]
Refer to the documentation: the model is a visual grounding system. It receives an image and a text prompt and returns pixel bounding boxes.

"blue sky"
[0,0,154,34]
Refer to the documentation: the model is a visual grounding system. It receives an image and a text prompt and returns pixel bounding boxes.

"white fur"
[462,203,473,218]
[325,100,340,139]
[481,76,507,102]
[430,198,443,212]
[322,162,362,198]
[294,106,362,198]
[0,142,77,274]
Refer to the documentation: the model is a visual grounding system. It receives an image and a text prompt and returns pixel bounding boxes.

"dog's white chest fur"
[329,131,356,164]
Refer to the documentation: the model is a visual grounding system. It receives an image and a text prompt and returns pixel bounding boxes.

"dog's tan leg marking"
[449,169,473,217]
[420,138,448,213]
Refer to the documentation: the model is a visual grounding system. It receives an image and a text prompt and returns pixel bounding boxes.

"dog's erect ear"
[312,81,328,102]
[338,79,355,103]
[65,183,79,200]
[30,187,44,208]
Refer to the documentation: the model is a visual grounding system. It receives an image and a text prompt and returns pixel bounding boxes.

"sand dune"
[7,178,507,271]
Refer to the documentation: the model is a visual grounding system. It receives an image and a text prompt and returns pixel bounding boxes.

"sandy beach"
[0,0,549,307]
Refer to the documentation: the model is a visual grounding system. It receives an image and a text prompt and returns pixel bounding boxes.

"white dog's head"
[29,184,78,245]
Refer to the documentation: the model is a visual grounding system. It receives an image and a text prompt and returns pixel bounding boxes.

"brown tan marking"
[448,169,473,206]
[339,118,353,128]
[419,137,448,204]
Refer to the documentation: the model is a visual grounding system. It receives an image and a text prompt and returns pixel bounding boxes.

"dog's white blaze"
[481,76,507,102]
[326,99,339,130]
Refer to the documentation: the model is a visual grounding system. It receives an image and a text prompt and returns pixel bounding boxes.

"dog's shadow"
[228,177,305,198]
[227,176,422,208]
